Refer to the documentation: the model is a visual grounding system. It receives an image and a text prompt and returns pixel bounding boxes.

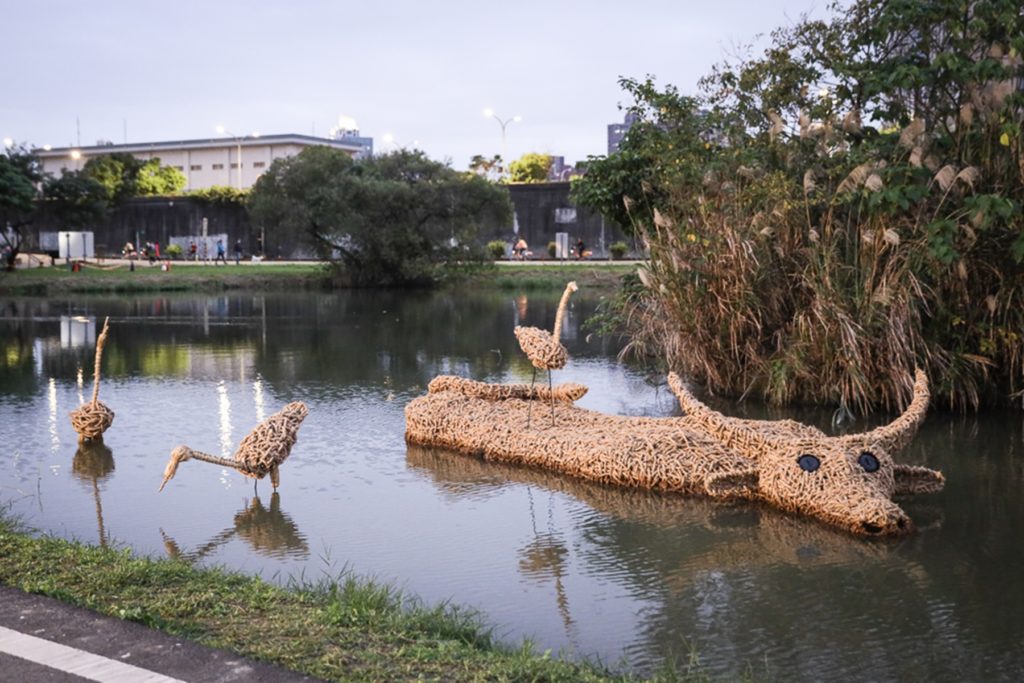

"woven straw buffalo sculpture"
[404,372,943,536]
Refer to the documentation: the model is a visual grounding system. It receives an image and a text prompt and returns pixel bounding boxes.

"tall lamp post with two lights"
[215,125,259,190]
[483,108,521,178]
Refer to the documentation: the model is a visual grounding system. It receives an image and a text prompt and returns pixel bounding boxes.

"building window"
[173,165,184,171]
[231,162,240,169]
[190,164,202,171]
[212,163,224,170]
[252,161,266,169]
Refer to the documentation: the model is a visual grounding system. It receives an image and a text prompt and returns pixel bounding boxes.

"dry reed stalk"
[898,119,925,148]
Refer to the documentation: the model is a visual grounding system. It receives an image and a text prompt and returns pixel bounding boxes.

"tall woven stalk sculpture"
[514,280,578,427]
[69,317,115,442]
[404,374,945,536]
[159,402,308,492]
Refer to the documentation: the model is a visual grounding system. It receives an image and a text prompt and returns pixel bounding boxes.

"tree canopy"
[248,148,512,285]
[82,153,185,201]
[507,152,552,183]
[572,0,1024,409]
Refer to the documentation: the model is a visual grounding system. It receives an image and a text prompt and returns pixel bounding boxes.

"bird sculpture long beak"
[158,447,189,492]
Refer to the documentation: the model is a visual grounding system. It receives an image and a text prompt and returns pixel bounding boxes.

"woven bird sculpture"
[70,317,115,442]
[159,402,308,492]
[514,281,578,426]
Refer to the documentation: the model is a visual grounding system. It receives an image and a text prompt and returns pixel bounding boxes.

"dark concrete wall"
[28,182,637,261]
[496,182,635,259]
[32,196,258,257]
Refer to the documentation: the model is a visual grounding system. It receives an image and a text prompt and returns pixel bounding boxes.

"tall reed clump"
[575,0,1024,412]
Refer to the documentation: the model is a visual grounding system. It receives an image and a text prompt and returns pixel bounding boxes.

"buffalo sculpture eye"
[797,454,820,472]
[858,451,880,473]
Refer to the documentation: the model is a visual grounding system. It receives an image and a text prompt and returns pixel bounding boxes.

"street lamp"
[2,137,13,149]
[483,108,521,178]
[70,149,82,171]
[216,125,256,190]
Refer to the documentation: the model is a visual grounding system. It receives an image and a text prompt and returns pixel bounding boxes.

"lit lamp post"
[483,108,521,178]
[2,137,13,149]
[70,148,82,171]
[215,126,259,190]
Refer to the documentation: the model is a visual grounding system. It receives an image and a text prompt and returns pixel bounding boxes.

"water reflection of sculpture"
[405,371,944,536]
[519,486,575,639]
[71,440,115,547]
[161,493,308,561]
[69,317,115,442]
[408,447,942,680]
[158,402,308,492]
[514,281,578,426]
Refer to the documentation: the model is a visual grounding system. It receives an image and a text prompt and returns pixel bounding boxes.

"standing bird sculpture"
[70,317,115,442]
[514,281,578,427]
[159,401,308,492]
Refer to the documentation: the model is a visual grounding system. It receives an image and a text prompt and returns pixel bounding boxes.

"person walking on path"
[214,239,227,265]
[233,239,243,265]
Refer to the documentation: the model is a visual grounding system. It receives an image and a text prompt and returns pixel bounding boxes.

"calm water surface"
[1,290,1022,681]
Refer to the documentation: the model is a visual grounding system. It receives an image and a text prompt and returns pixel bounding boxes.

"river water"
[0,289,1021,681]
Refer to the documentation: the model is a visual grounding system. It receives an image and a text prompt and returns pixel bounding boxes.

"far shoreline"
[0,258,638,296]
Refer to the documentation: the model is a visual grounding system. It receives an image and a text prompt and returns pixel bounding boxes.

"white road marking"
[0,625,185,682]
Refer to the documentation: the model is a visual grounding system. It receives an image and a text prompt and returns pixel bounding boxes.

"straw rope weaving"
[428,375,587,403]
[404,373,944,536]
[514,281,578,426]
[69,317,115,442]
[159,401,309,491]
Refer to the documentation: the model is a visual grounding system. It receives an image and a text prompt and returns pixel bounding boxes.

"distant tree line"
[247,147,512,286]
[0,147,187,265]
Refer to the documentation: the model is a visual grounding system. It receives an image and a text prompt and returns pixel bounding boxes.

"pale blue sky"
[4,0,833,169]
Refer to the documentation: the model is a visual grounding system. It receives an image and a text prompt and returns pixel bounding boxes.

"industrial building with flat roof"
[35,134,363,191]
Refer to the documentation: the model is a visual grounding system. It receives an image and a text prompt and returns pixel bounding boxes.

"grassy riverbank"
[0,260,636,295]
[0,261,333,295]
[0,516,713,682]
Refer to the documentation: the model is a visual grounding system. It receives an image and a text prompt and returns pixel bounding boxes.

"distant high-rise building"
[329,115,373,158]
[607,112,638,155]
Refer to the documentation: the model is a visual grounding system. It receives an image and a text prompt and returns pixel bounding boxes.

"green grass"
[0,262,332,294]
[0,515,720,682]
[1,261,638,295]
[468,263,637,290]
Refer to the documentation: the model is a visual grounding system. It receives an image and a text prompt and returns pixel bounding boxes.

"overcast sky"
[4,0,834,169]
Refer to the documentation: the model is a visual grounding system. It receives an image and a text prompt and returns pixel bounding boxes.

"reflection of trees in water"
[71,440,115,548]
[4,291,623,405]
[406,445,959,677]
[161,492,308,562]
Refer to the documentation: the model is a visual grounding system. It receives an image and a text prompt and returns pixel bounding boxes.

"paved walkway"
[0,587,320,682]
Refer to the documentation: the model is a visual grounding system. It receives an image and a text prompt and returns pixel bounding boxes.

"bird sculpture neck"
[552,283,576,345]
[186,447,248,472]
[91,317,110,406]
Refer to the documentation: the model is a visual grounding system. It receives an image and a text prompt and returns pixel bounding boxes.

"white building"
[35,134,363,191]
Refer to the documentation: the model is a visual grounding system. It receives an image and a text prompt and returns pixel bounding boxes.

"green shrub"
[165,244,183,259]
[486,240,507,260]
[575,0,1024,410]
[547,241,558,259]
[609,242,629,260]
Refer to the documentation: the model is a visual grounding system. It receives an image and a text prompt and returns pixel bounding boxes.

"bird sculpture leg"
[548,370,556,426]
[270,464,280,491]
[526,367,537,430]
